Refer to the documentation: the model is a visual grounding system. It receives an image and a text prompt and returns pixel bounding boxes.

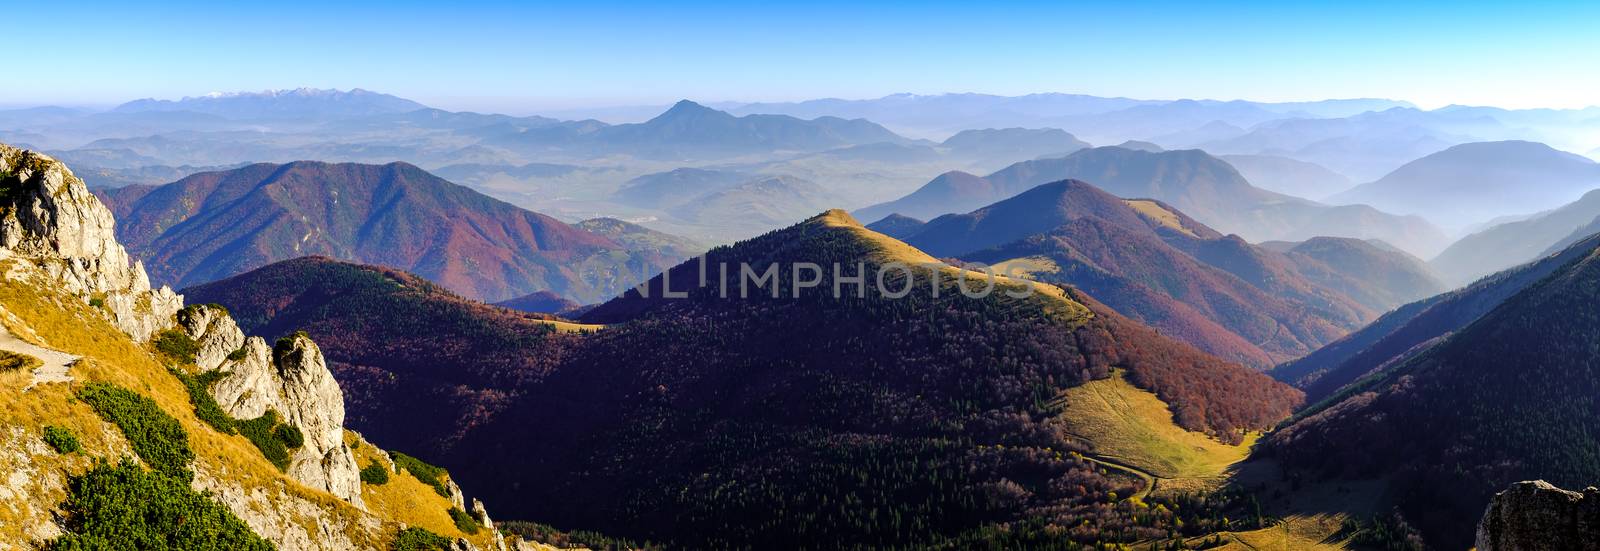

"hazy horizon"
[9,1,1600,114]
[4,88,1595,121]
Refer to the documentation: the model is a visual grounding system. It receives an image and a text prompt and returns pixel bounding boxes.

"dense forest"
[189,212,1298,548]
[449,211,1297,548]
[1265,235,1600,549]
[183,257,579,453]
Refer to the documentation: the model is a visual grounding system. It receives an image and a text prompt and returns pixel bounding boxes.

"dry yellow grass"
[0,266,469,548]
[1194,512,1358,551]
[1125,199,1200,238]
[1052,370,1385,549]
[1189,458,1390,551]
[988,256,1062,279]
[821,210,1093,326]
[532,319,607,333]
[1053,369,1253,484]
[1051,368,1261,509]
[348,432,501,547]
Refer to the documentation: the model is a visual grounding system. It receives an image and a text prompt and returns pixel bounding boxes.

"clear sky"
[8,1,1599,114]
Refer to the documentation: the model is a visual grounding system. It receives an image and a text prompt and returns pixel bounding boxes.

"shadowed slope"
[451,210,1298,548]
[1266,233,1600,549]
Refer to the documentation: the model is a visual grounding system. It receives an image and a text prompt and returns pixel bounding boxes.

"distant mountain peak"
[654,99,727,119]
[111,88,427,119]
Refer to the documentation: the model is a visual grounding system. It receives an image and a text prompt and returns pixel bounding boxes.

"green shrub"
[236,411,304,471]
[47,459,273,550]
[0,350,42,371]
[151,328,200,364]
[393,527,451,551]
[88,296,105,309]
[274,424,305,449]
[360,461,390,485]
[226,347,249,362]
[391,452,450,497]
[448,507,480,535]
[43,425,81,454]
[273,331,311,361]
[174,369,235,434]
[77,383,193,481]
[174,369,306,471]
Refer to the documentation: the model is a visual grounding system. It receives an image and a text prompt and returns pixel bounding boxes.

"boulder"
[178,304,246,371]
[1477,480,1600,551]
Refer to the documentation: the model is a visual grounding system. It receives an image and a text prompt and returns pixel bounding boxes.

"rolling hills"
[668,174,838,229]
[504,99,913,159]
[464,210,1299,548]
[1270,236,1445,313]
[1330,140,1600,229]
[938,127,1090,165]
[95,160,681,303]
[1431,188,1600,285]
[863,213,926,239]
[899,179,1422,369]
[856,146,1450,257]
[181,257,580,456]
[1219,154,1353,200]
[187,206,1301,548]
[1271,232,1600,403]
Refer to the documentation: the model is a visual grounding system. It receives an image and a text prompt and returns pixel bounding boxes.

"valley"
[6,8,1600,546]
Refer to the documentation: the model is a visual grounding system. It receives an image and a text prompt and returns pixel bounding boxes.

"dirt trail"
[1079,453,1157,501]
[0,325,80,391]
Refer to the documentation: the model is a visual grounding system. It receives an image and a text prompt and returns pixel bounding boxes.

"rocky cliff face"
[180,306,363,506]
[1477,480,1600,551]
[0,144,180,341]
[0,143,546,550]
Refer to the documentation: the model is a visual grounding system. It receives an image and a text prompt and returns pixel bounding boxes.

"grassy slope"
[0,261,497,549]
[1052,370,1252,483]
[1124,199,1201,238]
[349,432,495,544]
[1051,370,1385,550]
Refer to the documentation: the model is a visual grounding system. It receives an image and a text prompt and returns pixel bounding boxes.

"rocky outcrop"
[0,144,180,341]
[180,307,364,508]
[472,498,510,551]
[271,333,363,506]
[177,304,246,371]
[2,142,543,550]
[1477,480,1600,551]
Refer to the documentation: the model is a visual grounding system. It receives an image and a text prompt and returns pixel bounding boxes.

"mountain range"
[12,83,1600,549]
[1219,153,1353,200]
[722,93,1414,140]
[1271,231,1600,403]
[184,206,1301,548]
[857,145,1452,257]
[491,99,913,159]
[1431,187,1600,285]
[1330,140,1600,229]
[889,179,1441,368]
[112,88,428,120]
[937,127,1090,164]
[95,160,694,303]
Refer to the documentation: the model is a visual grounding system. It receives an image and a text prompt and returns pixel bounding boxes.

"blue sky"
[8,1,1599,113]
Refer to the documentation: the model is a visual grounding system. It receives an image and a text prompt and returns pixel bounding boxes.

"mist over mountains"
[10,77,1600,550]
